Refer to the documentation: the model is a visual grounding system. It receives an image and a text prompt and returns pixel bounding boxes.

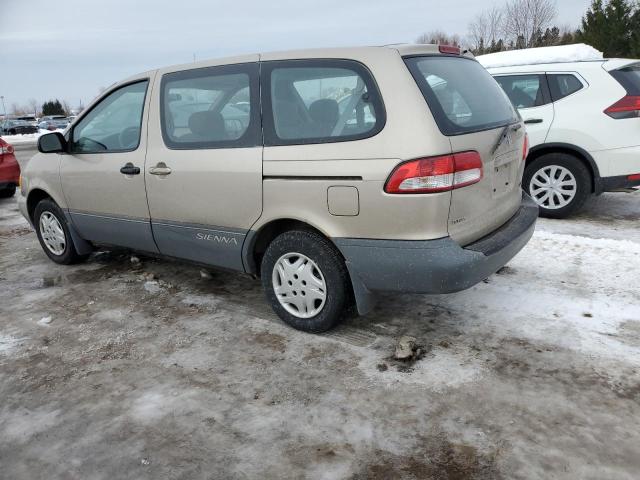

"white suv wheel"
[529,165,577,210]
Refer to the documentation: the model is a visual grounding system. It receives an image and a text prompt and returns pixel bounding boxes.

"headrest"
[309,98,339,126]
[188,110,226,139]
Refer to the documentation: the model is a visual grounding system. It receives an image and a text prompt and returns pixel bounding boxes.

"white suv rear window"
[405,56,518,136]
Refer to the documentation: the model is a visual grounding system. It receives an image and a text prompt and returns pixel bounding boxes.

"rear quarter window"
[404,56,518,136]
[547,74,583,102]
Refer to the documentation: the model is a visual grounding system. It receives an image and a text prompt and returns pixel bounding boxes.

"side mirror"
[38,132,67,154]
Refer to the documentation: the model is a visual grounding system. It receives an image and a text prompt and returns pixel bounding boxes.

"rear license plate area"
[492,152,518,197]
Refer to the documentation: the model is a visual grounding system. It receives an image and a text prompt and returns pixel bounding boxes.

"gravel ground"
[1,150,639,479]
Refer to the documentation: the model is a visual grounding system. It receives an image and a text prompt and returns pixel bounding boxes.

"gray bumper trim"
[335,194,538,312]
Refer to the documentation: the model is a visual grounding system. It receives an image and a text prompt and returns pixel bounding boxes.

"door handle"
[120,162,140,175]
[524,118,543,124]
[149,162,172,176]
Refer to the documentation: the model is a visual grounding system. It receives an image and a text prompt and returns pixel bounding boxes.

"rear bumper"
[335,194,538,299]
[0,158,20,185]
[600,174,640,192]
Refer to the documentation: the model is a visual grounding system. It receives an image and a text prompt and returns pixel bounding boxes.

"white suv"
[479,46,640,218]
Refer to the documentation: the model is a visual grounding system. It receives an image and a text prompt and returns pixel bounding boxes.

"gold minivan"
[21,44,537,332]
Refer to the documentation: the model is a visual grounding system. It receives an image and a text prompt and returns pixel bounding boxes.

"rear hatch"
[404,54,526,245]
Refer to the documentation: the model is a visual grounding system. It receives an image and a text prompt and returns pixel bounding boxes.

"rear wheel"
[524,153,591,219]
[34,198,90,265]
[0,185,16,198]
[261,230,350,333]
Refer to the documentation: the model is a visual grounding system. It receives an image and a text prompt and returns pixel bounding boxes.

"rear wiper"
[492,123,522,155]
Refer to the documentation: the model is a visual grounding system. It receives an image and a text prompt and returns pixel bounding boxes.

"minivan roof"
[116,44,473,92]
[158,44,461,73]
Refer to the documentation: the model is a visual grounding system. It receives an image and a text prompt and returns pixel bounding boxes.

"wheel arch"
[527,143,602,194]
[26,188,53,223]
[27,188,93,255]
[242,217,376,316]
[242,218,337,276]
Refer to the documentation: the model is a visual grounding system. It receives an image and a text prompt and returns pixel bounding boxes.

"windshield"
[404,56,518,136]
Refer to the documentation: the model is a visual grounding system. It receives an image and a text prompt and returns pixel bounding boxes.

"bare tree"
[61,100,72,116]
[416,30,461,47]
[10,103,23,115]
[468,5,504,50]
[503,0,557,47]
[27,98,38,116]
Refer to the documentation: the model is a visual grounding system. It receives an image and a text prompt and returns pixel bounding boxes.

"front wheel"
[261,230,351,333]
[34,198,90,265]
[523,153,591,219]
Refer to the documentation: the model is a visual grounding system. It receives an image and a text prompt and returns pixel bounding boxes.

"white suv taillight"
[604,95,640,119]
[385,151,483,194]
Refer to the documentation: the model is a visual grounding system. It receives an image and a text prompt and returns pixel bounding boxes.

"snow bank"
[477,44,604,69]
[0,129,65,146]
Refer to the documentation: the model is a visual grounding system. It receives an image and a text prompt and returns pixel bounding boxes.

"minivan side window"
[262,59,385,146]
[494,75,551,109]
[160,63,260,150]
[547,74,583,102]
[71,80,148,153]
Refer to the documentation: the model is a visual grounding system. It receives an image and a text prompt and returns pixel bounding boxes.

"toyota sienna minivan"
[20,44,538,332]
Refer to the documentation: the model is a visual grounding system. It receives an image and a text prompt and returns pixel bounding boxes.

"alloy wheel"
[529,165,577,210]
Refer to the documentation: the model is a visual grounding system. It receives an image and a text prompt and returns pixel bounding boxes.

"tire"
[261,230,351,333]
[523,153,591,219]
[0,185,16,198]
[34,198,90,265]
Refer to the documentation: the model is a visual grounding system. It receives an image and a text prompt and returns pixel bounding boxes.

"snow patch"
[0,334,25,356]
[0,407,61,443]
[477,44,603,69]
[0,129,65,146]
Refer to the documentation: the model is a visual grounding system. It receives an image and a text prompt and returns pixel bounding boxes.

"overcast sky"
[1,0,591,111]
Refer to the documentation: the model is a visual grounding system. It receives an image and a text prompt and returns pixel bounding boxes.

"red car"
[0,137,20,198]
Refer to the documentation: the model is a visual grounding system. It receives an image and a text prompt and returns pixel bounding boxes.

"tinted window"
[495,75,549,109]
[610,63,640,95]
[547,74,583,101]
[161,63,260,149]
[263,59,385,145]
[72,81,148,153]
[405,56,518,136]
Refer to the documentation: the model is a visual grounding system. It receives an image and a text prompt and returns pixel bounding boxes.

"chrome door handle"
[149,162,172,176]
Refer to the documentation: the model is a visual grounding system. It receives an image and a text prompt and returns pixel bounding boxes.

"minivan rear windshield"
[404,56,518,136]
[610,62,640,95]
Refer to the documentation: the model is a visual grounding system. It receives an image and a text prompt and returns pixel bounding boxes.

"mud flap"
[344,262,376,315]
[63,211,93,255]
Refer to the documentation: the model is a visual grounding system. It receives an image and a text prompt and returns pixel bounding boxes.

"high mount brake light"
[604,95,640,119]
[438,45,461,55]
[385,151,483,194]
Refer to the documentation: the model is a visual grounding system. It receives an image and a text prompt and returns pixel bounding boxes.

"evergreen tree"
[577,0,634,56]
[631,6,640,57]
[41,99,66,116]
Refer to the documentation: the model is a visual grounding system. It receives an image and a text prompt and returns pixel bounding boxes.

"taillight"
[604,95,640,119]
[628,173,640,181]
[385,151,483,194]
[522,133,529,160]
[0,140,14,156]
[439,45,461,55]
